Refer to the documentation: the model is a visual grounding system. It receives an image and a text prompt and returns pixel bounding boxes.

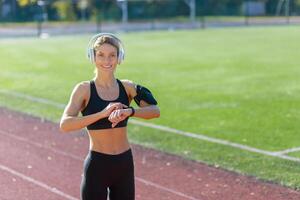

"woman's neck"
[94,73,116,88]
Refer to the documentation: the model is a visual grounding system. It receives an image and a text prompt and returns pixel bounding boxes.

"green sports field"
[1,26,300,189]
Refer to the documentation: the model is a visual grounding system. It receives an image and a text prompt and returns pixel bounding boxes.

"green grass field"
[1,26,300,189]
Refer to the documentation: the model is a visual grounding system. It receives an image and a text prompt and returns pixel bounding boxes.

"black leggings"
[80,149,135,200]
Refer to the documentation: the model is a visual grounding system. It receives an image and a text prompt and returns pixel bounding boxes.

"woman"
[59,33,160,200]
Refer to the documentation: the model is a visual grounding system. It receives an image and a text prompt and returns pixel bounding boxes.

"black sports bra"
[81,79,130,130]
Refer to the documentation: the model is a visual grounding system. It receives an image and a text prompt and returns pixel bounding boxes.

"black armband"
[133,85,158,106]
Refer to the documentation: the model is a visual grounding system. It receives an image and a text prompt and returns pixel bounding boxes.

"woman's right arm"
[59,82,102,133]
[60,82,125,133]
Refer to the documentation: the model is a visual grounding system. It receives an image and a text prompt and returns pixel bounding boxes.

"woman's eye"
[97,54,104,57]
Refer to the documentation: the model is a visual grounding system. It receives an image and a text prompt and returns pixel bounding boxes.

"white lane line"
[0,89,65,109]
[0,129,200,200]
[0,164,79,200]
[130,119,277,156]
[136,177,200,200]
[0,130,83,161]
[273,147,300,155]
[129,120,300,162]
[1,89,300,163]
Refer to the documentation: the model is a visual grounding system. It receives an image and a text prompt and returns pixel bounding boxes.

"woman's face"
[94,43,118,71]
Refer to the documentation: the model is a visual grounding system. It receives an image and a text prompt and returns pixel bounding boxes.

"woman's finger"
[109,111,117,122]
[112,122,118,128]
[121,104,128,108]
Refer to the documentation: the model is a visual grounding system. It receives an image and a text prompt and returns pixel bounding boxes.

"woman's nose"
[103,56,112,63]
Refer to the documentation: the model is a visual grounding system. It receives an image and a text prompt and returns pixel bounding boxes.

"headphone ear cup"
[88,49,94,63]
[118,49,125,64]
[87,48,91,62]
[118,52,122,64]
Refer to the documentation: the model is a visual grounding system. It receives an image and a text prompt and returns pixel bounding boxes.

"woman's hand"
[102,102,128,118]
[108,108,132,128]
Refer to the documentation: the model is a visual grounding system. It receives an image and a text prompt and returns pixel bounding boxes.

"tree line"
[1,0,300,22]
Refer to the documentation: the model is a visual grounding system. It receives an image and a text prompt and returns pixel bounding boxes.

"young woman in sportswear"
[59,33,160,200]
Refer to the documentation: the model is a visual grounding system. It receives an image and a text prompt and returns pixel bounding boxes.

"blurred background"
[1,0,300,37]
[1,0,300,194]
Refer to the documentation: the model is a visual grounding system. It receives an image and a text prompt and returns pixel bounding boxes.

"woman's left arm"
[108,80,160,127]
[124,79,160,119]
[130,101,160,119]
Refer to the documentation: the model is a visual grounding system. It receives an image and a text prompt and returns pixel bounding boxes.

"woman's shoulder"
[120,79,137,97]
[74,80,90,89]
[120,79,135,88]
[71,81,91,96]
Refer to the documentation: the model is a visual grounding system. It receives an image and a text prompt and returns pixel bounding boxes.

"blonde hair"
[93,35,120,55]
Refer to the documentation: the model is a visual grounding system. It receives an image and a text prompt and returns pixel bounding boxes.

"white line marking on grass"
[273,147,300,155]
[0,163,79,200]
[130,120,300,163]
[0,89,65,109]
[1,89,300,163]
[0,129,200,199]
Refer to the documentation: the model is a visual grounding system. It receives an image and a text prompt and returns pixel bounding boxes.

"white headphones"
[86,33,125,64]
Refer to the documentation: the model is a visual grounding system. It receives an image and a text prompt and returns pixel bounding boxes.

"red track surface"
[1,107,300,200]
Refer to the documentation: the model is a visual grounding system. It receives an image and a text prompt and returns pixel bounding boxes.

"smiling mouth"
[101,65,113,69]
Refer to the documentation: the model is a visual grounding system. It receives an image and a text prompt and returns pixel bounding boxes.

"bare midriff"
[87,127,130,155]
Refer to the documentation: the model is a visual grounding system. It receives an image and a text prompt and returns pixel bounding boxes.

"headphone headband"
[86,33,125,64]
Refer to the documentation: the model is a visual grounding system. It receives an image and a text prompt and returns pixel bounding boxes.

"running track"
[1,107,300,200]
